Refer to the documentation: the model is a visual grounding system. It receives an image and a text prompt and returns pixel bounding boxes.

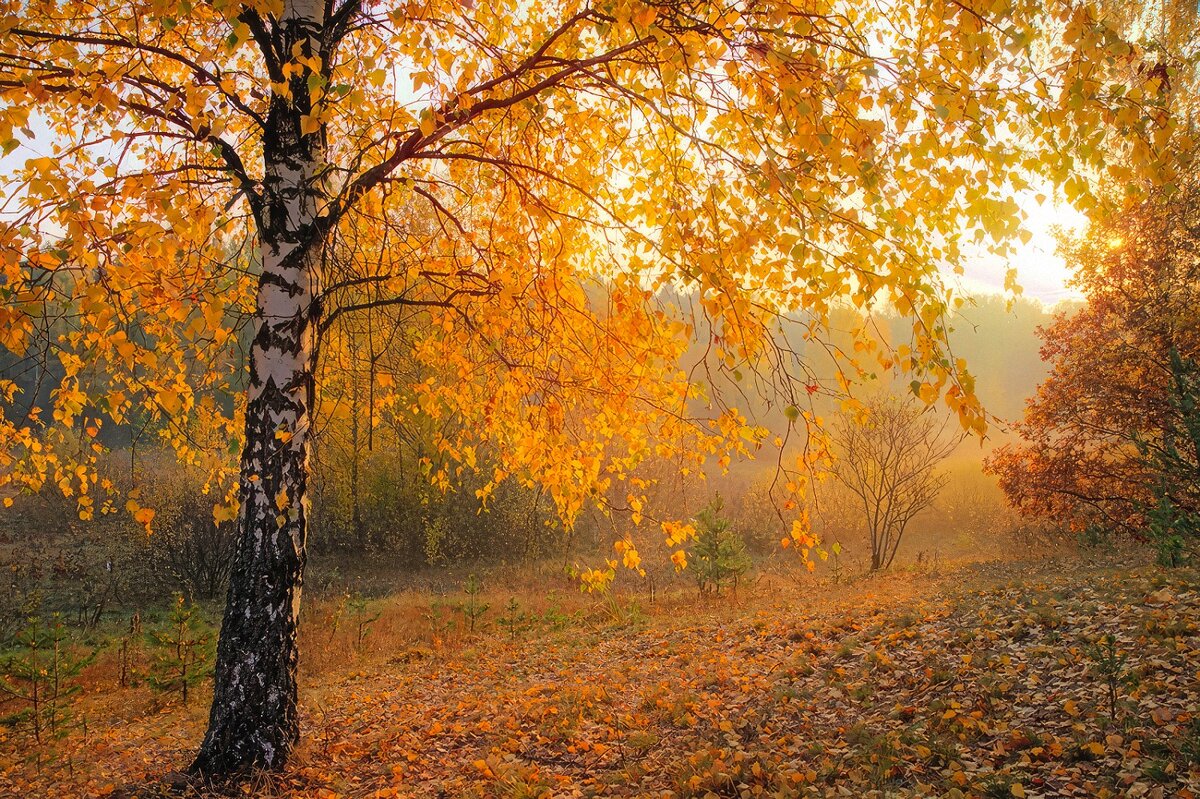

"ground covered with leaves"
[2,558,1199,798]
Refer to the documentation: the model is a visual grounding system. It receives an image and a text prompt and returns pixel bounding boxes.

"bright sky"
[952,193,1089,307]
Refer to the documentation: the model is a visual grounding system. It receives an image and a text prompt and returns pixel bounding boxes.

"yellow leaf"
[632,5,657,26]
[158,388,181,415]
[671,549,687,572]
[134,507,155,531]
[213,502,238,525]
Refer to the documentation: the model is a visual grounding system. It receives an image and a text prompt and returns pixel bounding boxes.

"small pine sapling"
[0,614,94,757]
[500,597,522,640]
[423,600,455,647]
[145,594,214,706]
[691,496,752,597]
[457,573,490,633]
[1086,633,1129,722]
[347,592,381,653]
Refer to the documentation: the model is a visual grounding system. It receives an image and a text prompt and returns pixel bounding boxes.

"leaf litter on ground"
[1,557,1198,798]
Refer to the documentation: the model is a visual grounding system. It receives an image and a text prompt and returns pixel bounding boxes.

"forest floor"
[1,555,1199,798]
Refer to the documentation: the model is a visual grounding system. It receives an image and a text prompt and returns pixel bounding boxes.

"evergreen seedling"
[145,594,213,706]
[0,614,93,758]
[500,597,521,640]
[457,573,490,633]
[347,592,381,653]
[691,496,752,597]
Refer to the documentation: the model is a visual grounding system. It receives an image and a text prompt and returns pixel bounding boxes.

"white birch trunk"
[193,0,328,774]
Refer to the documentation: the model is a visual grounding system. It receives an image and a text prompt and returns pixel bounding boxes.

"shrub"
[0,559,43,647]
[1146,487,1194,567]
[137,467,238,601]
[1135,348,1200,567]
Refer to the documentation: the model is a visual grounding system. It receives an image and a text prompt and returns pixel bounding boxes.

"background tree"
[829,395,961,571]
[0,0,1176,777]
[986,182,1200,538]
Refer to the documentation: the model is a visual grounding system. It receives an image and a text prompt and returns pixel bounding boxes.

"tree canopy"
[0,0,1177,513]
